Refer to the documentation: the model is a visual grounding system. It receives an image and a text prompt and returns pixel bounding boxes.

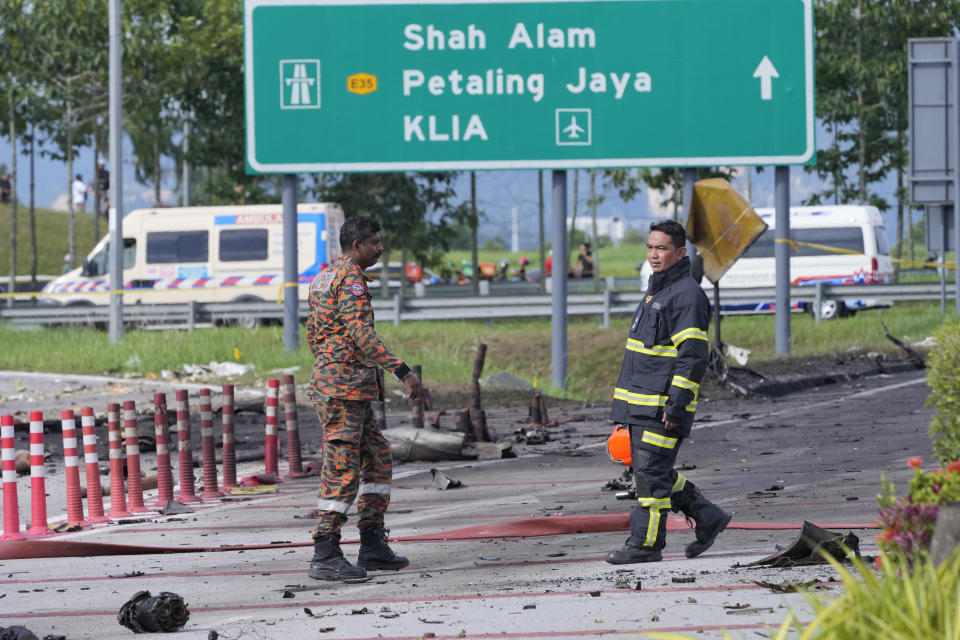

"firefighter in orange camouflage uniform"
[305,215,422,582]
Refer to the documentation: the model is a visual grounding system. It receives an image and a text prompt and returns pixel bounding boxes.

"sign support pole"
[108,0,123,344]
[941,210,948,315]
[551,170,568,393]
[954,39,960,314]
[282,174,299,353]
[775,166,791,355]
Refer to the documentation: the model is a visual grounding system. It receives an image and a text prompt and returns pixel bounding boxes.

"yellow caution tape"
[0,282,308,300]
[276,281,299,305]
[773,238,958,272]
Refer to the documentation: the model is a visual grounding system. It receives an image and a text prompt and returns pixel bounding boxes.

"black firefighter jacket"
[610,255,709,437]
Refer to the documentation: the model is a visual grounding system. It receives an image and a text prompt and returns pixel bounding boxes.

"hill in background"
[0,204,102,277]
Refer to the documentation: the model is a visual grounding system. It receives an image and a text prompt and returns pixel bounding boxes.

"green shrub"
[927,321,960,463]
[787,547,960,640]
[875,459,960,566]
[646,548,960,640]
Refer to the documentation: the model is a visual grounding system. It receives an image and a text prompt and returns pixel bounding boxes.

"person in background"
[544,249,553,278]
[513,256,530,281]
[305,215,422,582]
[0,173,11,204]
[496,258,510,281]
[72,174,88,213]
[577,242,594,278]
[96,162,110,218]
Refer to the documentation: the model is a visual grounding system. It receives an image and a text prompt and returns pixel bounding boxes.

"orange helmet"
[606,424,631,466]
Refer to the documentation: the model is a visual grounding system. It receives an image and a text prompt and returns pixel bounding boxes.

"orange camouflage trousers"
[313,397,392,537]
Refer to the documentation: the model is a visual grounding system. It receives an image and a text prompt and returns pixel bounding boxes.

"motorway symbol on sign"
[280,60,320,110]
[245,0,815,173]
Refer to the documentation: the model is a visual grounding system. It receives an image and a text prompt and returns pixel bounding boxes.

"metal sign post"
[551,170,568,392]
[108,0,124,344]
[909,38,960,315]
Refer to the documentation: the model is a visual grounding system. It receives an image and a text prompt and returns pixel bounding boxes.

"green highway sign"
[244,0,815,173]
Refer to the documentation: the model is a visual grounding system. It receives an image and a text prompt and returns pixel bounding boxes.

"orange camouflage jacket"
[306,255,410,401]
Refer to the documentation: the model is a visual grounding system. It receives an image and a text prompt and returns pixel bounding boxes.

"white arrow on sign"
[752,56,779,101]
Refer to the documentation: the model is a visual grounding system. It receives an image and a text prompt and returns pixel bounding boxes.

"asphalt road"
[0,365,936,639]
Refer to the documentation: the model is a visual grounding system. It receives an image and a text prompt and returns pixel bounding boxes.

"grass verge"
[0,301,953,403]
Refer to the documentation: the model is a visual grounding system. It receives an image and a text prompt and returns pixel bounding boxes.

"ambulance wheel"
[63,301,105,330]
[229,296,264,329]
[809,300,851,320]
[819,300,840,320]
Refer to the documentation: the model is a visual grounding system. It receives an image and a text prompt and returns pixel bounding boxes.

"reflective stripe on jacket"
[610,255,709,436]
[306,255,407,401]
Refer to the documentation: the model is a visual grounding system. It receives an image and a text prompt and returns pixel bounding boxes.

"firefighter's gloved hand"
[404,372,422,400]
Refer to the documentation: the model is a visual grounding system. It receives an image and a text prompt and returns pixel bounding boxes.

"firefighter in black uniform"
[607,219,731,564]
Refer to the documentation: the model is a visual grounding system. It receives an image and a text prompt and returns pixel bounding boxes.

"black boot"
[679,485,732,558]
[605,539,662,564]
[308,532,368,581]
[357,525,409,571]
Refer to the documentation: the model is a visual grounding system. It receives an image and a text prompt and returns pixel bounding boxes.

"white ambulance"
[640,205,894,318]
[40,203,345,306]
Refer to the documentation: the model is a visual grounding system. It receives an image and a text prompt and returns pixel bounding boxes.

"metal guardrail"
[0,282,954,329]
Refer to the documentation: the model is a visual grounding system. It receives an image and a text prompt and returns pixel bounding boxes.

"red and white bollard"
[60,410,85,526]
[265,379,279,476]
[123,400,149,513]
[1,414,24,540]
[221,384,237,491]
[176,390,201,502]
[283,374,302,476]
[199,388,222,499]
[107,403,132,519]
[80,407,109,523]
[152,392,174,508]
[27,411,52,536]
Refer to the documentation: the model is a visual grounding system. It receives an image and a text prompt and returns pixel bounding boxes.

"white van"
[640,205,894,318]
[40,203,344,306]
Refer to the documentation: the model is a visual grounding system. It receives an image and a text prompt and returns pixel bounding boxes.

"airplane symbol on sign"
[555,108,591,146]
[563,116,585,139]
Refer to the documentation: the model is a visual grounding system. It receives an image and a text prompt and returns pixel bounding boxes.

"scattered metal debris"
[753,579,827,593]
[430,468,464,490]
[880,316,925,369]
[514,427,550,445]
[747,521,860,567]
[386,427,471,462]
[0,626,39,640]
[117,591,190,633]
[726,606,774,615]
[160,501,195,515]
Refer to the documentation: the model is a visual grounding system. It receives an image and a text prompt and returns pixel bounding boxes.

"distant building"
[566,216,627,246]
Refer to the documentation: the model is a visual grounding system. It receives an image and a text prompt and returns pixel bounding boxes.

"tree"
[29,0,109,269]
[0,0,32,301]
[308,172,461,295]
[124,0,183,206]
[167,0,280,204]
[809,0,960,278]
[602,167,737,220]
